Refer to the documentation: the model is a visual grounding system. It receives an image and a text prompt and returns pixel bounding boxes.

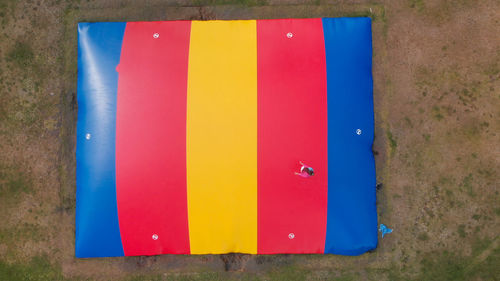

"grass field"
[0,0,499,280]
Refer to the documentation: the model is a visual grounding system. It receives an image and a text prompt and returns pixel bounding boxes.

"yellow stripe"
[186,20,257,254]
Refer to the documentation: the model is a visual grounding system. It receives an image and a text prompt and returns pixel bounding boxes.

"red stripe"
[257,19,328,254]
[115,21,191,255]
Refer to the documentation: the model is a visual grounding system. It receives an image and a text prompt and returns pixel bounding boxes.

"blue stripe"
[76,22,126,257]
[323,17,378,255]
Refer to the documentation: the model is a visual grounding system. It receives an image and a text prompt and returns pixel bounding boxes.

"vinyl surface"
[75,17,377,258]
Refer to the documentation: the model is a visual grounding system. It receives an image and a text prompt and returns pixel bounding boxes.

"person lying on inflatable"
[295,161,314,178]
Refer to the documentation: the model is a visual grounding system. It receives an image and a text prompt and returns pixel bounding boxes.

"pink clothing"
[296,171,311,178]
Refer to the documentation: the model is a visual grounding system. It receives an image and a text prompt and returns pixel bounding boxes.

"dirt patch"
[0,0,498,280]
